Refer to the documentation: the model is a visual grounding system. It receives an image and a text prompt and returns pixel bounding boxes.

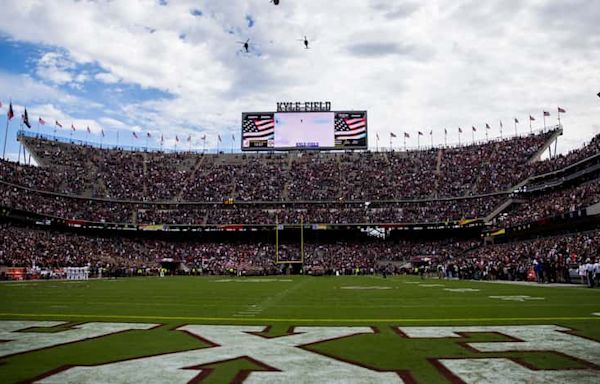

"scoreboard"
[241,111,368,151]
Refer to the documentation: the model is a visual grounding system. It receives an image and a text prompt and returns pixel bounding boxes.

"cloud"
[95,72,120,84]
[0,0,597,154]
[0,71,77,105]
[346,42,431,60]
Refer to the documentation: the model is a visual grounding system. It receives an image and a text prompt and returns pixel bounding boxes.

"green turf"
[1,275,599,383]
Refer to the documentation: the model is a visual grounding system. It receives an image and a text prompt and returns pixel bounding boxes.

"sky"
[0,0,599,160]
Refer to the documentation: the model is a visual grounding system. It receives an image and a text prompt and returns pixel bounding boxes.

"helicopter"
[237,38,252,53]
[298,36,310,49]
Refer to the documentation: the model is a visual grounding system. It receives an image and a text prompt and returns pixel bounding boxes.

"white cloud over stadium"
[0,0,599,152]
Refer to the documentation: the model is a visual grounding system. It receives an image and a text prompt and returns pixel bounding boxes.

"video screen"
[242,111,367,151]
[274,112,334,148]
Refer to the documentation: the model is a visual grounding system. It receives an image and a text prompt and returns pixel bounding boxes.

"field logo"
[37,326,405,383]
[0,321,158,358]
[488,295,544,302]
[398,325,600,383]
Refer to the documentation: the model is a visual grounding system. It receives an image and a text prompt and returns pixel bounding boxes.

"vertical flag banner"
[22,108,31,128]
[557,106,566,125]
[529,115,535,133]
[7,102,14,120]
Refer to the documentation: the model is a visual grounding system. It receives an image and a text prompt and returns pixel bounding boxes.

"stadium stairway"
[485,197,525,224]
[527,127,563,164]
[176,156,206,201]
[586,201,600,216]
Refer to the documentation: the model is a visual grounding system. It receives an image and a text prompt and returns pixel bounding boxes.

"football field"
[1,275,599,383]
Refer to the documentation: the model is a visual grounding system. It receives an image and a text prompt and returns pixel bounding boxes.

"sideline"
[0,313,598,323]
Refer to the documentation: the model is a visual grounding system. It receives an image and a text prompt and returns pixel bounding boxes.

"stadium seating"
[1,129,599,276]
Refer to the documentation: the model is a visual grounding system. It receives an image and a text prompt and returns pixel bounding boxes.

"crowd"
[436,230,600,284]
[12,130,561,203]
[534,133,600,175]
[1,180,504,225]
[0,224,471,274]
[497,179,600,227]
[2,224,598,285]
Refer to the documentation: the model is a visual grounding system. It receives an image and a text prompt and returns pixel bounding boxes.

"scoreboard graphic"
[242,111,367,151]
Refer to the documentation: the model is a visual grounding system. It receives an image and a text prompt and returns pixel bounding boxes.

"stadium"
[1,1,600,383]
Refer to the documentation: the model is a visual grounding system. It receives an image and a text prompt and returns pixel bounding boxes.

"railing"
[16,125,562,155]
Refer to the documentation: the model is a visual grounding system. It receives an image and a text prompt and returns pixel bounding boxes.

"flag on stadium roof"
[87,126,91,134]
[22,108,31,128]
[7,102,14,120]
[175,135,179,142]
[485,123,491,129]
[188,135,192,142]
[404,132,410,138]
[429,130,433,135]
[55,120,62,128]
[558,107,566,113]
[231,133,234,141]
[71,123,76,131]
[472,126,476,132]
[444,128,447,134]
[390,132,397,138]
[458,127,462,133]
[597,91,600,98]
[500,121,503,128]
[201,134,206,140]
[543,111,550,117]
[418,131,423,136]
[218,134,222,142]
[529,115,535,121]
[101,129,105,137]
[514,118,519,123]
[147,132,151,138]
[132,131,138,139]
[39,117,46,125]
[0,100,2,108]
[376,133,379,140]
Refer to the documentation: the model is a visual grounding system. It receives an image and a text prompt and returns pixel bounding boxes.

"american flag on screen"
[334,117,367,141]
[242,115,275,141]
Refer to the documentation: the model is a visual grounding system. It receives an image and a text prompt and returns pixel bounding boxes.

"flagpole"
[403,134,406,151]
[417,134,420,149]
[514,119,518,136]
[500,121,503,139]
[430,132,433,148]
[444,130,447,147]
[2,116,8,160]
[529,115,532,134]
[557,108,561,126]
[543,112,546,130]
[18,119,23,163]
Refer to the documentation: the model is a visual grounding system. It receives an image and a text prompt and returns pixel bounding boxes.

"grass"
[1,275,599,383]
